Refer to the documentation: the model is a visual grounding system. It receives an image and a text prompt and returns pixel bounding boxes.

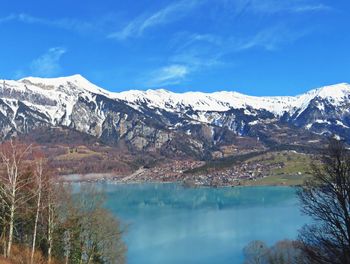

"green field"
[243,151,315,186]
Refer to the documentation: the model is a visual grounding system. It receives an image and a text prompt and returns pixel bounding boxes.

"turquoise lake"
[97,183,308,264]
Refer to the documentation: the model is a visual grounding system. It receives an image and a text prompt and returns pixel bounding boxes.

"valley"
[0,75,348,186]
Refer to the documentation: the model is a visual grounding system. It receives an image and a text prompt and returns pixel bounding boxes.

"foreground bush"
[243,240,305,264]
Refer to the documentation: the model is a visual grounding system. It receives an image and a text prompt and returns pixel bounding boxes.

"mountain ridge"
[0,74,349,161]
[10,74,350,116]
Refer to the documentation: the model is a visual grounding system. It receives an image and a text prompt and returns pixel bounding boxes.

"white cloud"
[293,3,331,13]
[30,47,67,77]
[0,14,17,23]
[146,24,306,87]
[108,0,331,41]
[144,36,226,87]
[234,25,309,51]
[0,13,111,35]
[170,33,224,69]
[147,65,189,86]
[175,24,309,57]
[231,0,331,15]
[108,0,203,40]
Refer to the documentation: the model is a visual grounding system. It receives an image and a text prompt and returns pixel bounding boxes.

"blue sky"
[0,0,349,95]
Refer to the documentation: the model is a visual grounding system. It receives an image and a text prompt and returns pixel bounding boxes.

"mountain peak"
[19,74,91,85]
[310,83,350,102]
[19,74,110,96]
[1,74,350,149]
[147,88,171,93]
[10,75,350,115]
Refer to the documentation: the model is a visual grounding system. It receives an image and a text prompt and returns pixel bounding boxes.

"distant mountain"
[0,74,349,159]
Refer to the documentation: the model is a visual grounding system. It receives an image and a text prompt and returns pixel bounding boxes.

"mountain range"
[0,74,349,160]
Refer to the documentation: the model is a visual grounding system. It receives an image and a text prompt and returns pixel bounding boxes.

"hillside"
[0,75,348,182]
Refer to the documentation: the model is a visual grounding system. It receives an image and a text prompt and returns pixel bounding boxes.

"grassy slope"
[243,151,315,186]
[184,147,318,186]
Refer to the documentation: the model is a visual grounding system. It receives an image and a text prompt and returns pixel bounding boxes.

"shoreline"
[58,151,310,187]
[59,172,303,188]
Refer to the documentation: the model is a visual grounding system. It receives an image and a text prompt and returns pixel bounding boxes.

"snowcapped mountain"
[114,89,294,114]
[113,82,350,141]
[113,82,350,116]
[0,74,349,157]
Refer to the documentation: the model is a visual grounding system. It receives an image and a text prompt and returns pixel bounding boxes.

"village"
[105,159,285,187]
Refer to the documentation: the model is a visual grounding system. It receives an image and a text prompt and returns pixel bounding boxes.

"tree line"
[0,139,125,264]
[243,139,350,264]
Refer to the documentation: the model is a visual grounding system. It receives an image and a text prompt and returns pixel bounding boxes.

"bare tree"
[81,208,125,264]
[30,153,50,264]
[0,139,31,257]
[62,185,126,264]
[297,139,350,263]
[46,179,60,264]
[243,240,269,264]
[267,240,305,264]
[0,141,126,263]
[0,189,8,256]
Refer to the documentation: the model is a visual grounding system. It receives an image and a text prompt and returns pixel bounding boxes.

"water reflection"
[98,183,307,264]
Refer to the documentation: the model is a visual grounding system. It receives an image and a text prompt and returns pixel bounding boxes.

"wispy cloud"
[292,3,331,13]
[234,25,309,51]
[176,25,306,68]
[108,0,203,40]
[169,46,223,76]
[0,13,113,34]
[30,47,67,77]
[135,0,331,86]
[14,47,67,79]
[231,0,331,15]
[143,23,310,87]
[110,0,331,41]
[142,33,224,87]
[0,14,17,23]
[146,64,190,86]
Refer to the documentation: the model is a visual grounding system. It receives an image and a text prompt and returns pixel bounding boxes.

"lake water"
[98,183,308,264]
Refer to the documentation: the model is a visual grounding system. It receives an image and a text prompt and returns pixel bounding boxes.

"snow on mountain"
[0,74,350,145]
[113,89,296,115]
[1,74,114,127]
[3,74,349,118]
[113,83,350,116]
[19,74,110,97]
[292,83,350,116]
